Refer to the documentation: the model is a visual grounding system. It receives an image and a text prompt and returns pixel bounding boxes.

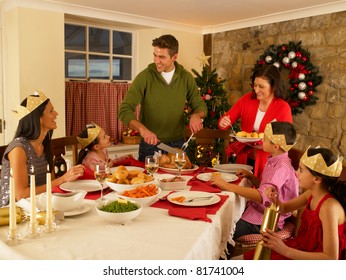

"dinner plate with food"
[167,191,221,207]
[232,131,263,143]
[196,172,238,182]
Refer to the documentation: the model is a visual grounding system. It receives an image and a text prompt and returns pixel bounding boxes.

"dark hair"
[271,121,297,145]
[306,147,346,211]
[14,98,53,169]
[251,64,288,100]
[152,34,179,57]
[77,125,100,164]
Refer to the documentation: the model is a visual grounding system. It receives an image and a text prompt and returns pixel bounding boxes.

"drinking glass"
[174,151,186,177]
[95,162,110,203]
[145,156,159,177]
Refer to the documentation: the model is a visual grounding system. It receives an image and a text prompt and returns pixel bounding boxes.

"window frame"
[64,21,135,82]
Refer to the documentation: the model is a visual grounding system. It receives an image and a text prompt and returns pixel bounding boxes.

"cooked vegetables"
[121,184,158,198]
[100,200,139,213]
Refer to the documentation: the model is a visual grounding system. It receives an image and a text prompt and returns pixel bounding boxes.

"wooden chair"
[51,136,79,178]
[184,127,231,164]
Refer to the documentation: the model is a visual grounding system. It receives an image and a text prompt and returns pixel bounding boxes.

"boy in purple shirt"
[211,121,299,239]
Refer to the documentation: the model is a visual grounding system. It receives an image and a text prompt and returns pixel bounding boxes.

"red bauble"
[302,57,307,62]
[210,110,215,117]
[281,46,287,51]
[290,87,295,91]
[294,83,299,88]
[207,89,212,94]
[295,52,302,57]
[307,81,314,87]
[303,96,309,101]
[308,90,314,96]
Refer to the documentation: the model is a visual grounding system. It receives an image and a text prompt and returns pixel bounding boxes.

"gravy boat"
[39,190,87,212]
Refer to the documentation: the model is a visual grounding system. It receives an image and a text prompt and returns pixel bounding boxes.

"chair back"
[51,136,79,178]
[184,128,231,164]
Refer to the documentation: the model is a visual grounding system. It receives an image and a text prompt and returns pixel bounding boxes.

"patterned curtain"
[65,81,138,141]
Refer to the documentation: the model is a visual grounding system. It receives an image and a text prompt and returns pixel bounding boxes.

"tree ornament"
[298,92,306,100]
[298,82,307,90]
[254,41,323,114]
[282,57,290,64]
[205,94,211,100]
[288,51,296,59]
[298,73,305,80]
[265,55,273,63]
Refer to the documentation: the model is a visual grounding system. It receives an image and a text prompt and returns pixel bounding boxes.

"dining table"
[0,160,249,260]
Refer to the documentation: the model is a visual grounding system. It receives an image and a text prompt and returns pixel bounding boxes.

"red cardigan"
[218,92,292,178]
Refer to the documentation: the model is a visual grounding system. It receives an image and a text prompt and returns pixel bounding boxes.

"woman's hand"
[219,115,231,129]
[62,164,85,182]
[210,175,227,190]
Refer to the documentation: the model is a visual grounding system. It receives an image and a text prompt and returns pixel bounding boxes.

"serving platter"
[212,164,253,174]
[159,164,199,175]
[59,180,102,193]
[197,172,238,182]
[235,136,262,143]
[167,191,220,207]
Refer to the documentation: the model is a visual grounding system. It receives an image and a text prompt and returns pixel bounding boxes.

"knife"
[157,142,179,154]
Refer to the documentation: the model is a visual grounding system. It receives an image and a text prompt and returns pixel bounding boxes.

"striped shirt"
[241,152,299,229]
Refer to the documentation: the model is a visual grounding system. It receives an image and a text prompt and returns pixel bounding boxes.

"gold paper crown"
[77,123,102,148]
[300,146,343,177]
[13,91,49,120]
[264,122,296,152]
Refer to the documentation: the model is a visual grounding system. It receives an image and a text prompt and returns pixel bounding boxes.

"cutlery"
[157,142,179,154]
[185,196,213,202]
[181,133,194,151]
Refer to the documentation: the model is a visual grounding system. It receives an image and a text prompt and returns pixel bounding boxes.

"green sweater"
[119,62,207,143]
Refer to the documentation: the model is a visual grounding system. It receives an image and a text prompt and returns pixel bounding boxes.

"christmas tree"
[184,54,232,166]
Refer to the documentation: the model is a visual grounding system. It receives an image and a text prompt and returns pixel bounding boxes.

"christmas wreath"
[254,41,323,115]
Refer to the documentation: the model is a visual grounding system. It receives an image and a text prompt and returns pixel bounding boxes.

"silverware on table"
[185,196,213,202]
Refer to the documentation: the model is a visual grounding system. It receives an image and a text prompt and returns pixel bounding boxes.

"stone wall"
[209,11,346,158]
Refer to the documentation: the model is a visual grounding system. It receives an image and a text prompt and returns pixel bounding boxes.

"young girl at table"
[77,123,132,171]
[211,121,299,240]
[241,147,346,260]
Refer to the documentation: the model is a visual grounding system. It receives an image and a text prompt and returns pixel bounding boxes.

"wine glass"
[95,162,110,203]
[145,156,159,177]
[174,151,186,177]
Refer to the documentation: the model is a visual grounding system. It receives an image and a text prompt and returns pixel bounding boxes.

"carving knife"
[157,142,179,154]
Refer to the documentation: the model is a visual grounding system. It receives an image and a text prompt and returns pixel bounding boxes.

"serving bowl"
[156,174,190,191]
[106,179,154,193]
[95,199,142,224]
[116,184,161,206]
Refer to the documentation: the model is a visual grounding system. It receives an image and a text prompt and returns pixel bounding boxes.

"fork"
[181,133,194,151]
[185,196,213,202]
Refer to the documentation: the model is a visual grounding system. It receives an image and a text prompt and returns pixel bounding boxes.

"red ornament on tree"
[308,90,314,96]
[207,89,212,94]
[307,81,314,87]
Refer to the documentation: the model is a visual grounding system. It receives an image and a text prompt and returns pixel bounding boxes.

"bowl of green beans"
[95,198,142,224]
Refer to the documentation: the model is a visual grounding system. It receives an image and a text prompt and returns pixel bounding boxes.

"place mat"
[168,207,212,223]
[151,193,229,215]
[189,180,222,193]
[113,157,145,168]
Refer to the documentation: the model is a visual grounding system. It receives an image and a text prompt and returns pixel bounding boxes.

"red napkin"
[78,165,95,180]
[113,157,145,168]
[151,194,229,215]
[189,180,221,193]
[168,207,212,223]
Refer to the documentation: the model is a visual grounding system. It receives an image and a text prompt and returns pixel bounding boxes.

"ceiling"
[2,0,346,33]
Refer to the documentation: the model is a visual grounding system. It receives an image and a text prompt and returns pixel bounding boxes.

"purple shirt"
[241,152,299,229]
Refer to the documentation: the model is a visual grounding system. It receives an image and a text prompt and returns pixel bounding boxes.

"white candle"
[9,168,16,231]
[46,164,53,221]
[30,166,37,223]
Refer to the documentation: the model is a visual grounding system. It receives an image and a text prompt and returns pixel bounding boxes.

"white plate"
[235,136,262,143]
[59,180,101,193]
[167,191,221,207]
[110,166,144,173]
[213,164,253,173]
[159,164,199,175]
[197,172,238,182]
[64,204,91,216]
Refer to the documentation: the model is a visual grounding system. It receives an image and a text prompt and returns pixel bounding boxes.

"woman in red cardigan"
[218,64,292,178]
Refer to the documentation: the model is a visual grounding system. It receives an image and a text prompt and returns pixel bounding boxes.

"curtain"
[65,81,138,141]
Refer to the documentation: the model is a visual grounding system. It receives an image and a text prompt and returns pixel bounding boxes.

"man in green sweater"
[119,34,207,161]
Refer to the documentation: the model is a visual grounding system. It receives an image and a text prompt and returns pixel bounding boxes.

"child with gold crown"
[211,121,299,256]
[77,123,132,171]
[241,146,346,260]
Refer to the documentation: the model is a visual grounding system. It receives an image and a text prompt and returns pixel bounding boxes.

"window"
[64,23,133,81]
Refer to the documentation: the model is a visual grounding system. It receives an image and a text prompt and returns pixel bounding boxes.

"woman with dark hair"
[240,147,346,260]
[218,64,292,178]
[0,91,85,207]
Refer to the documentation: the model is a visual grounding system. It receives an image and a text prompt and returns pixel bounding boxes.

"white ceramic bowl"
[156,174,190,191]
[95,199,142,224]
[106,179,154,193]
[116,185,161,206]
